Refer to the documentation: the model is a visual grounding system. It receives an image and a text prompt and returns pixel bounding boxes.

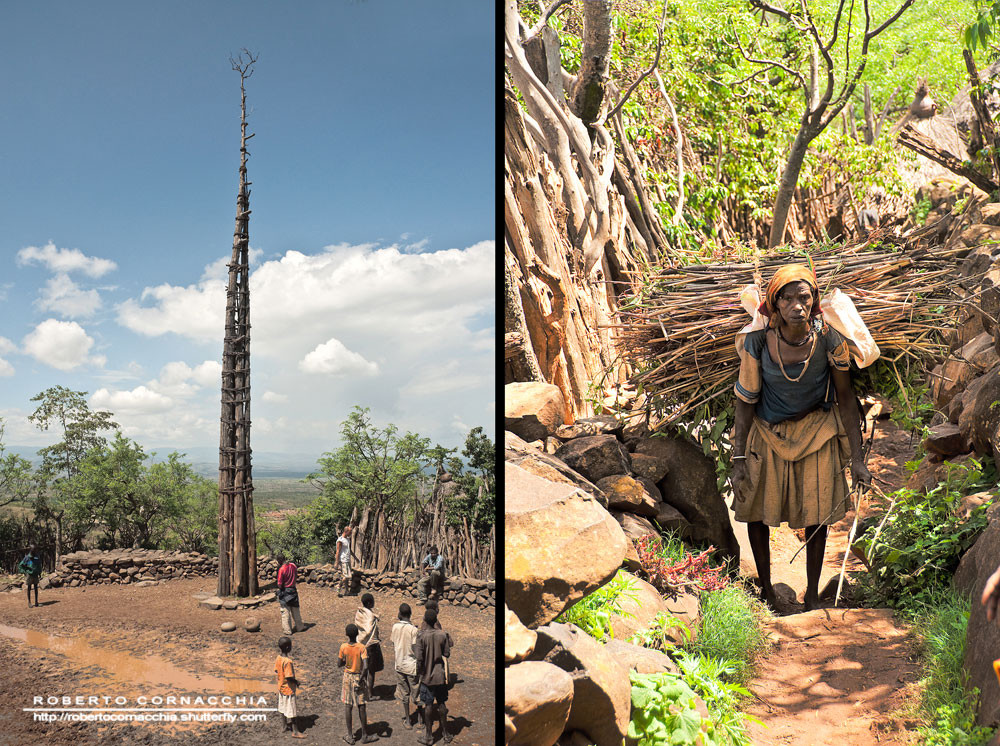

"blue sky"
[0,1,494,464]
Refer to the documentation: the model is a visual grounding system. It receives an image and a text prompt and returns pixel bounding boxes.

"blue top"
[422,554,444,572]
[19,553,41,577]
[736,324,849,424]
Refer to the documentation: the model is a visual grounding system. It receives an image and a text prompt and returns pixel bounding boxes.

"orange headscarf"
[757,262,822,326]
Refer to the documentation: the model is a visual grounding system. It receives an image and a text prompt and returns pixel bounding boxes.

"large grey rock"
[629,452,670,484]
[534,623,632,746]
[631,439,675,483]
[555,416,623,440]
[554,435,632,483]
[597,475,659,518]
[956,503,1000,726]
[505,463,628,628]
[505,383,566,442]
[653,503,690,536]
[505,661,574,746]
[930,333,998,409]
[650,436,740,562]
[608,571,670,642]
[602,637,679,675]
[505,604,538,664]
[612,511,659,543]
[924,422,971,458]
[959,364,1000,472]
[505,431,607,507]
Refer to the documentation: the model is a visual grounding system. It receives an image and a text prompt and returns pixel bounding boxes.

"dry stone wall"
[37,550,495,610]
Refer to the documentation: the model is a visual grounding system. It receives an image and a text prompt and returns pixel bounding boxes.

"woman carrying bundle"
[731,263,871,611]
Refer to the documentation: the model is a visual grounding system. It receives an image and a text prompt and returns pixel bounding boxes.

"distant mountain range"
[4,445,321,479]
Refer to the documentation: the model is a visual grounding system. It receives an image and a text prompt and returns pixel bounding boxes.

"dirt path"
[738,417,923,745]
[0,578,494,746]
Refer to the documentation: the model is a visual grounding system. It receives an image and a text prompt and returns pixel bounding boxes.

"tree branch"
[523,0,573,43]
[603,0,670,124]
[728,24,806,90]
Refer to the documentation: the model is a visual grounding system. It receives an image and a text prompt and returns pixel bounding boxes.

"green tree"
[307,406,430,555]
[28,386,119,562]
[154,455,218,554]
[74,434,149,548]
[0,419,36,509]
[445,427,496,539]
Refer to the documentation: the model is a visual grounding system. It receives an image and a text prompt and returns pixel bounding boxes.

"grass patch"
[554,569,638,642]
[253,478,319,511]
[901,589,996,746]
[685,582,771,685]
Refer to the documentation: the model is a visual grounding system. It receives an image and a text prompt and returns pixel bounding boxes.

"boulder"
[631,439,676,484]
[955,503,1000,726]
[244,617,261,632]
[622,538,643,573]
[534,623,632,746]
[629,452,670,484]
[607,572,671,642]
[653,503,690,536]
[554,435,632,483]
[602,637,680,675]
[661,591,701,634]
[597,475,659,518]
[924,422,971,458]
[504,661,574,746]
[220,622,237,632]
[505,383,566,441]
[505,462,628,628]
[505,431,607,507]
[959,364,1000,471]
[200,596,224,610]
[956,224,1000,249]
[554,416,623,441]
[505,605,538,664]
[650,436,740,561]
[505,714,516,744]
[612,511,660,543]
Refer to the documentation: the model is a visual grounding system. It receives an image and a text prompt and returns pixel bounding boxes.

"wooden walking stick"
[835,483,866,608]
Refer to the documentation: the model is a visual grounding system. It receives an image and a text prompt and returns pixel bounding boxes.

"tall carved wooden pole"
[218,49,259,597]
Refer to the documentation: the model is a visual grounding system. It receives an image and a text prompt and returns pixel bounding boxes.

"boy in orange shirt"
[274,636,305,738]
[338,623,376,744]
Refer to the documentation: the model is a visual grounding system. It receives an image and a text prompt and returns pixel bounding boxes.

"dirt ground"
[0,578,495,746]
[737,417,925,746]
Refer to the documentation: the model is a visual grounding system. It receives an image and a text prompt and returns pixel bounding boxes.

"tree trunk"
[769,125,818,248]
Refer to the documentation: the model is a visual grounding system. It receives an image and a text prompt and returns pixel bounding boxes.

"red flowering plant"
[634,533,728,597]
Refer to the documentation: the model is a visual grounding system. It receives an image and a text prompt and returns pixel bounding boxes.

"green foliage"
[908,590,997,745]
[257,509,318,565]
[852,358,936,432]
[149,454,218,554]
[0,419,37,509]
[307,405,430,552]
[685,583,770,685]
[629,610,693,652]
[555,569,638,642]
[911,195,934,226]
[674,652,758,746]
[628,672,716,746]
[443,426,496,539]
[856,459,994,610]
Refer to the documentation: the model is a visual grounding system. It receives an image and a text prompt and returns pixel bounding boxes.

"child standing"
[354,593,384,701]
[274,636,305,739]
[339,623,376,744]
[390,603,421,730]
[18,544,42,609]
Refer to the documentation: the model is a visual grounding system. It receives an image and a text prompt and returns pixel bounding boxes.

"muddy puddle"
[0,624,268,695]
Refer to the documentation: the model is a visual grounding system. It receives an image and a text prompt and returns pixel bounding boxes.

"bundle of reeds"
[611,244,974,424]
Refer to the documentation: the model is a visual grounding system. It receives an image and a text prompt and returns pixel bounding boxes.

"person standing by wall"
[18,544,42,609]
[390,602,421,730]
[336,527,355,598]
[414,608,454,744]
[276,554,304,635]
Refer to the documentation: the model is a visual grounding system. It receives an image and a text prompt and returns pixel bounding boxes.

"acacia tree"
[28,386,118,564]
[0,419,35,510]
[730,0,913,247]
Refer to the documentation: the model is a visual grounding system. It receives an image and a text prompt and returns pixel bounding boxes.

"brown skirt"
[733,407,851,529]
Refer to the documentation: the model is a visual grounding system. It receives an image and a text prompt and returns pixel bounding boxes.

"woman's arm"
[731,398,755,489]
[832,367,872,487]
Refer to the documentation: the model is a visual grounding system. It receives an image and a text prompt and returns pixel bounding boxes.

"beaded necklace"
[773,328,818,383]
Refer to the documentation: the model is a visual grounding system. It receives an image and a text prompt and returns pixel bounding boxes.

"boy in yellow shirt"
[338,623,376,744]
[274,636,305,738]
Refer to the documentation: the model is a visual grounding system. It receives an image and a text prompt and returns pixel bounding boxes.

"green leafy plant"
[911,195,933,226]
[635,532,729,596]
[856,459,994,610]
[555,569,638,642]
[629,610,693,652]
[628,672,717,746]
[674,652,759,746]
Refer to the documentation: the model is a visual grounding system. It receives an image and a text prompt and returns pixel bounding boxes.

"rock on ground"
[504,660,574,746]
[533,622,632,746]
[505,462,628,628]
[607,571,671,642]
[505,431,608,507]
[505,604,538,664]
[597,475,659,517]
[505,382,566,441]
[554,435,633,484]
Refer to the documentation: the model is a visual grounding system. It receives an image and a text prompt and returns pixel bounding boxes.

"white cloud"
[37,273,102,318]
[451,415,470,435]
[262,391,288,403]
[22,319,102,371]
[0,337,15,355]
[91,386,173,415]
[299,338,378,376]
[149,360,222,397]
[401,360,487,397]
[192,361,221,387]
[0,359,13,377]
[117,280,224,341]
[17,242,117,277]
